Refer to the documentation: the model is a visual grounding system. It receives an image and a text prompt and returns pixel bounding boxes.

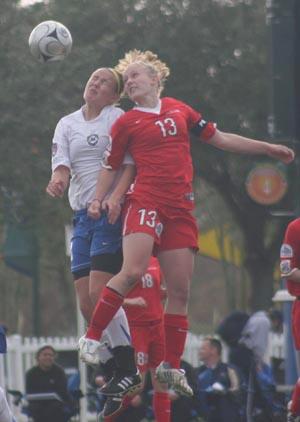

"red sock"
[103,395,133,422]
[291,378,300,415]
[164,313,188,368]
[153,391,171,422]
[86,286,124,340]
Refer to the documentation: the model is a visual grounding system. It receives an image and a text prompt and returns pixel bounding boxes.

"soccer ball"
[28,20,72,63]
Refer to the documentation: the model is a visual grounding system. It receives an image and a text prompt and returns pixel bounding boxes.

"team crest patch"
[87,134,99,146]
[185,192,195,201]
[280,259,292,275]
[280,243,293,259]
[52,143,58,157]
[155,223,163,237]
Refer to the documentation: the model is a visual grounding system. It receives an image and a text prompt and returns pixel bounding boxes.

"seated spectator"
[25,345,73,422]
[195,337,242,422]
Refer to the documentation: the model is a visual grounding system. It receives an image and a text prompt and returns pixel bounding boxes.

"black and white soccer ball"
[28,20,72,63]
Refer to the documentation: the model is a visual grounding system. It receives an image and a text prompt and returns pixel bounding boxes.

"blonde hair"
[108,68,124,95]
[115,49,170,95]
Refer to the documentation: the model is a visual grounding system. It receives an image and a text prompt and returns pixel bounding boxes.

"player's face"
[83,68,119,106]
[123,63,158,103]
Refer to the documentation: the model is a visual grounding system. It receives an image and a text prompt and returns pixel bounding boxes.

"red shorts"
[122,198,198,252]
[129,321,165,372]
[292,300,300,350]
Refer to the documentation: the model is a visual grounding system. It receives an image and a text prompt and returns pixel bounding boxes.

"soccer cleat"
[287,412,299,422]
[287,401,300,422]
[78,336,101,366]
[101,396,123,419]
[100,371,142,397]
[155,361,193,397]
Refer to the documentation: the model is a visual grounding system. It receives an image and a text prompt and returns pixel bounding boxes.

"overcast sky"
[20,0,44,5]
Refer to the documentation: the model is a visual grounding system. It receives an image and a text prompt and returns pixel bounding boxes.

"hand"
[94,375,106,387]
[102,197,122,224]
[280,267,299,278]
[88,199,102,219]
[267,144,295,164]
[130,297,147,308]
[46,176,66,198]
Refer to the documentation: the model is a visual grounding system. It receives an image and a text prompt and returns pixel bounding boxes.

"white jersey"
[51,105,133,211]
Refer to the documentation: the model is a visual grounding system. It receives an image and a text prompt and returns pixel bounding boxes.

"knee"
[167,283,190,305]
[121,267,146,289]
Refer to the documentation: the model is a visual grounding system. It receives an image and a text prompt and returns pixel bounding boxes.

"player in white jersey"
[46,68,141,401]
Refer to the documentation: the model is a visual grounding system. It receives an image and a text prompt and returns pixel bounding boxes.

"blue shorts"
[70,209,122,274]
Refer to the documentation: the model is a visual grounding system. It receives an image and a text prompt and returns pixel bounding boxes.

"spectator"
[268,309,284,385]
[0,324,7,354]
[25,345,73,422]
[218,310,283,421]
[0,326,16,422]
[195,337,242,422]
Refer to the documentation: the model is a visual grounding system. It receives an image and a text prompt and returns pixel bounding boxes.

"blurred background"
[0,0,299,337]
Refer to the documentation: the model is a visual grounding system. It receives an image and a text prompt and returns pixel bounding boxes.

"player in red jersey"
[79,49,295,397]
[280,218,300,422]
[102,256,170,421]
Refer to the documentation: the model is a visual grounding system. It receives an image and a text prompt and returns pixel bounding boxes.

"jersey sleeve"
[103,117,130,170]
[184,102,216,141]
[280,222,300,276]
[51,119,71,172]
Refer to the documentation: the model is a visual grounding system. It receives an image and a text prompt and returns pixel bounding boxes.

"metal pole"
[273,290,297,387]
[32,235,40,336]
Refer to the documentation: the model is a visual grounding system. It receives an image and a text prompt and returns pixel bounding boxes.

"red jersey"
[125,256,164,325]
[280,218,300,296]
[107,97,216,209]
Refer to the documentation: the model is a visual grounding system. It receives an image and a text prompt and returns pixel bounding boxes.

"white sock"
[102,306,131,349]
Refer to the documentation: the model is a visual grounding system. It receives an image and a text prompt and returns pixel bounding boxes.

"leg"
[74,275,93,321]
[80,234,153,393]
[159,247,194,315]
[150,370,171,422]
[159,248,194,366]
[155,248,194,396]
[86,232,154,341]
[289,301,300,418]
[80,272,135,376]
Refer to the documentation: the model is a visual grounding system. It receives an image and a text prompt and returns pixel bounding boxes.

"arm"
[280,221,300,282]
[209,129,294,164]
[46,119,71,198]
[87,168,118,219]
[46,165,70,198]
[281,268,300,282]
[123,297,147,308]
[104,164,136,224]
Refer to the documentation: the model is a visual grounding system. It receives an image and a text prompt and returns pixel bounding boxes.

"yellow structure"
[198,227,242,267]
